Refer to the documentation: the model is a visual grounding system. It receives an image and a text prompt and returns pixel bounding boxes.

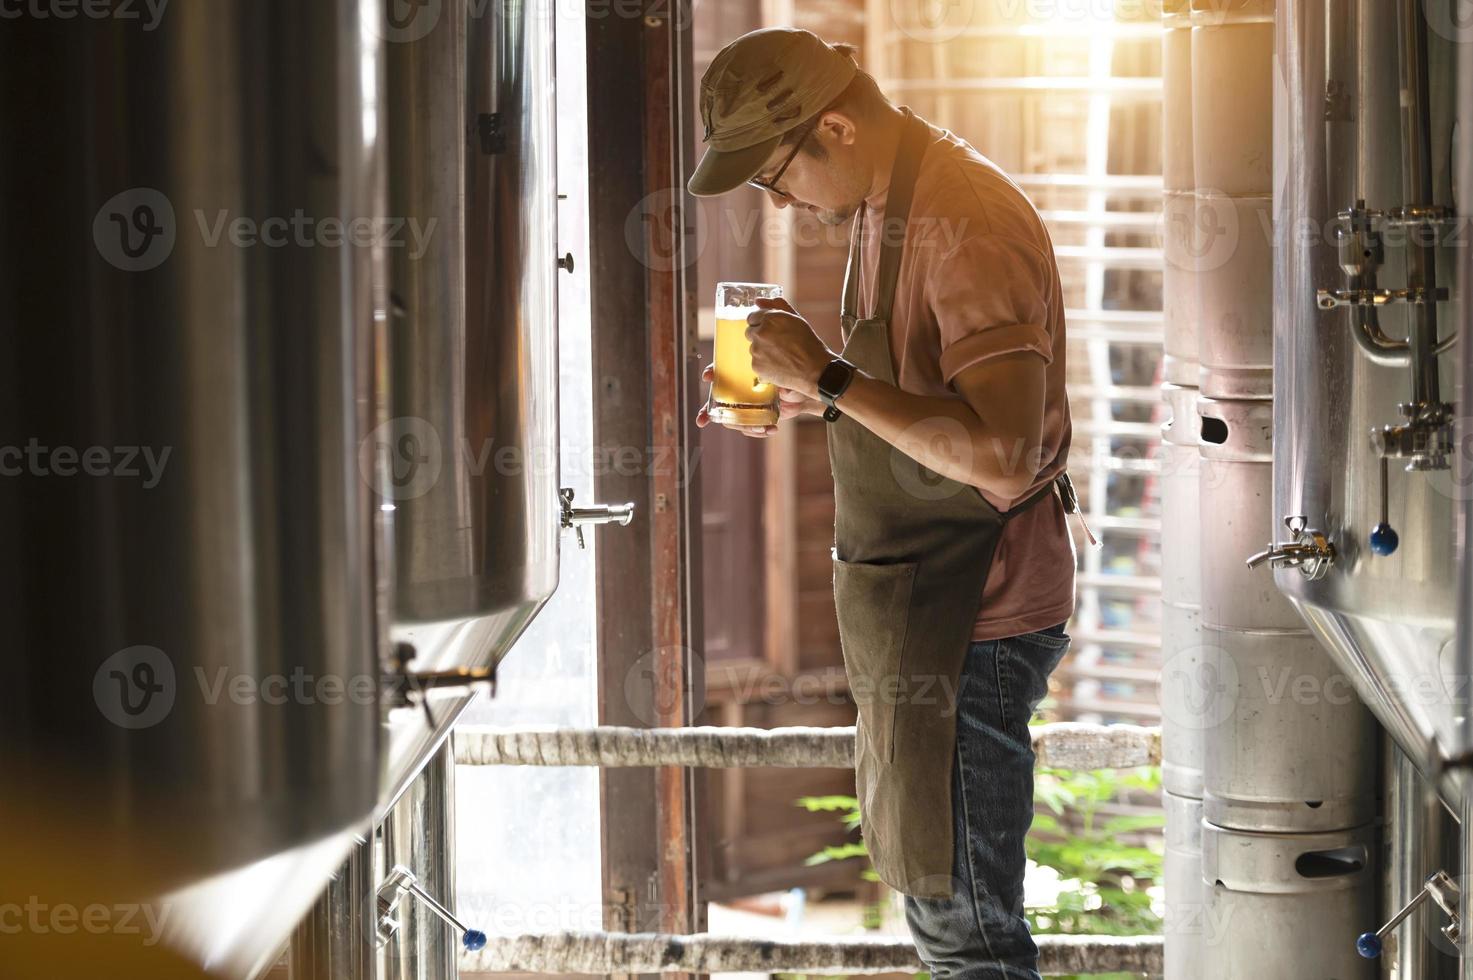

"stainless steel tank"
[376,0,561,815]
[0,0,385,974]
[1198,397,1376,833]
[1271,0,1464,800]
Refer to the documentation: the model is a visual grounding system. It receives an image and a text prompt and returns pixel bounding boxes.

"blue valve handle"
[1357,873,1448,958]
[1371,457,1398,556]
[1369,522,1399,556]
[402,878,485,953]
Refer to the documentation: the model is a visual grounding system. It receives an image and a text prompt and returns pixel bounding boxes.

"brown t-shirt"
[850,115,1076,641]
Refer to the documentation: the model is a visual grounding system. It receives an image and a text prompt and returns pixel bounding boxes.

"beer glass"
[708,281,782,427]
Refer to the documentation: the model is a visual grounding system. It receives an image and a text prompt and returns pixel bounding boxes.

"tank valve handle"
[1357,869,1461,958]
[376,864,488,952]
[1245,516,1335,580]
[1369,456,1399,556]
[559,487,635,549]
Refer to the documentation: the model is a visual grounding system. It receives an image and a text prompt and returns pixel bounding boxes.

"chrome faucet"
[1246,516,1336,580]
[559,487,635,549]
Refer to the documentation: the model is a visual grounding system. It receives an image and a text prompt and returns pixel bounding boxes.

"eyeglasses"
[747,121,816,198]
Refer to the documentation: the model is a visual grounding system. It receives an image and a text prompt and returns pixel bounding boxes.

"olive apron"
[827,106,1069,900]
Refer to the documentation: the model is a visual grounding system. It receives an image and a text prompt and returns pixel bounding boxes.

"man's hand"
[695,364,825,439]
[745,296,833,399]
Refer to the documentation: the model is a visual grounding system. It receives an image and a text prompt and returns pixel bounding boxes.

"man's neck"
[862,104,910,208]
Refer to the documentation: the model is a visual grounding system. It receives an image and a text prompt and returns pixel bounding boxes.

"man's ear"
[818,108,859,147]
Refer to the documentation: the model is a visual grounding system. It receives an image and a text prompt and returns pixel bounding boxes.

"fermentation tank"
[0,0,386,975]
[376,0,563,817]
[1271,0,1464,802]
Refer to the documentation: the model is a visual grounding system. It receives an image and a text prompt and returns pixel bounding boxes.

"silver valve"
[1357,869,1461,959]
[1369,402,1456,557]
[1375,402,1455,472]
[1317,201,1453,310]
[375,865,487,953]
[559,487,635,549]
[1246,516,1336,580]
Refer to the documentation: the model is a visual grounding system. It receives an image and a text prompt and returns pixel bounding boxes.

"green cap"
[687,28,858,197]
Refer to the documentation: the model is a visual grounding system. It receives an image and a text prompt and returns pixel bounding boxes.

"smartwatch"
[816,357,857,422]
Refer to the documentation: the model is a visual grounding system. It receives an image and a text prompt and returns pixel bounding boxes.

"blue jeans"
[902,622,1072,980]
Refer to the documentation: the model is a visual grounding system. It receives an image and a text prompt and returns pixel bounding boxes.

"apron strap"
[839,106,931,329]
[839,209,862,330]
[1001,471,1097,545]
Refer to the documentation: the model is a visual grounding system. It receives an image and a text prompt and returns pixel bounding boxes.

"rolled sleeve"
[928,233,1055,385]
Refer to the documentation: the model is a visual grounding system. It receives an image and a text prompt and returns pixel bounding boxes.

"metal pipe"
[1383,736,1445,979]
[1397,0,1442,412]
[1457,0,1473,958]
[382,742,458,980]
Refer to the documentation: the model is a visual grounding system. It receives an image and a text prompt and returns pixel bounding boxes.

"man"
[688,28,1082,980]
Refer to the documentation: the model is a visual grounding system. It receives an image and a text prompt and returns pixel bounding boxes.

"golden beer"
[708,281,782,427]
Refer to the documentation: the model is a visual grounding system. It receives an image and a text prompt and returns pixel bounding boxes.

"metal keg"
[1196,193,1273,399]
[1190,1,1274,197]
[1161,385,1206,798]
[1200,821,1375,979]
[1164,792,1205,980]
[1161,0,1198,386]
[1162,191,1201,388]
[1161,601,1207,799]
[1161,385,1203,610]
[1162,1,1193,193]
[1202,628,1376,833]
[1197,398,1304,631]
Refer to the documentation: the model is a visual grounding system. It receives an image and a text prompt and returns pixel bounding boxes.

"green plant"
[797,761,1164,980]
[1028,765,1164,938]
[796,794,872,878]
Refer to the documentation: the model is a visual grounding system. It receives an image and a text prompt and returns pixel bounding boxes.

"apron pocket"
[831,556,918,764]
